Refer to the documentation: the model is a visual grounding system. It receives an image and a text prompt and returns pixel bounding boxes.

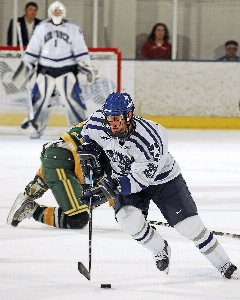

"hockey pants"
[37,145,89,228]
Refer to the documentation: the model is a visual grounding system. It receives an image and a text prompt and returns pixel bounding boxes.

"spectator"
[7,2,41,46]
[141,23,172,60]
[217,40,240,61]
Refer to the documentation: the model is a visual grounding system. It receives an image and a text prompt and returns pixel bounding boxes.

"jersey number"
[55,40,57,47]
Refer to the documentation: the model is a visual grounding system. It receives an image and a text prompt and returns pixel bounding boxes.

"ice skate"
[29,123,46,139]
[154,240,171,275]
[6,193,39,227]
[218,262,240,279]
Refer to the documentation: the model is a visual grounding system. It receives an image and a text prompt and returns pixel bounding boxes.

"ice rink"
[0,129,240,300]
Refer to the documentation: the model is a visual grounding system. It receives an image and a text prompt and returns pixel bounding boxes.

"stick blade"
[78,262,90,280]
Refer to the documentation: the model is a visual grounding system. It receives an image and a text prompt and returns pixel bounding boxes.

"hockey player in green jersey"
[7,122,111,229]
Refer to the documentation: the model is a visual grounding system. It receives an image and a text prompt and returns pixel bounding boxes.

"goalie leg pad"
[21,74,55,131]
[55,73,86,125]
[116,206,165,254]
[175,215,230,268]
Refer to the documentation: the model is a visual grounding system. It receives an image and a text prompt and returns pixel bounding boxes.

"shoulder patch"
[41,19,52,24]
[65,18,81,27]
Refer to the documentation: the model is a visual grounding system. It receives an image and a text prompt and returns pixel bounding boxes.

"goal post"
[88,47,122,92]
[0,46,122,135]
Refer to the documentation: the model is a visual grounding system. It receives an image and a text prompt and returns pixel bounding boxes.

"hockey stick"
[78,170,93,280]
[16,22,38,130]
[149,220,240,239]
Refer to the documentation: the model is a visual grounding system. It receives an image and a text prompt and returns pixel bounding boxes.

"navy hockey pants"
[114,174,198,226]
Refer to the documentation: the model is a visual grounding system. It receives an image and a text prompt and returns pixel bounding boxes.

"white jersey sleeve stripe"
[25,52,40,59]
[137,117,164,151]
[74,52,90,59]
[128,136,152,160]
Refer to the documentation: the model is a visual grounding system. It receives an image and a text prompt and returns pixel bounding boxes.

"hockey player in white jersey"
[80,91,240,280]
[12,1,96,139]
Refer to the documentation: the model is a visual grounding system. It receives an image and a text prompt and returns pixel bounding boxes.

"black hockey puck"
[101,284,111,289]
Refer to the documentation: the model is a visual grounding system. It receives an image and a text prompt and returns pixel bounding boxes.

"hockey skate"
[218,262,240,279]
[29,122,47,139]
[154,240,171,275]
[6,193,39,227]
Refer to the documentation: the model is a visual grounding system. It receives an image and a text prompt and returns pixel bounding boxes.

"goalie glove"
[12,60,35,89]
[25,175,49,199]
[80,177,119,208]
[78,61,98,84]
[77,143,104,181]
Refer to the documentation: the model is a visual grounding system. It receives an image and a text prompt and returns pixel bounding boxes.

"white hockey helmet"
[48,1,66,25]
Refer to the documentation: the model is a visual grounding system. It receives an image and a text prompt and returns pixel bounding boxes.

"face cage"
[52,8,64,16]
[102,113,133,139]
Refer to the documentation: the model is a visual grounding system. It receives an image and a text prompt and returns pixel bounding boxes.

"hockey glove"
[81,177,119,208]
[12,60,35,89]
[77,143,104,181]
[78,61,98,84]
[25,175,49,199]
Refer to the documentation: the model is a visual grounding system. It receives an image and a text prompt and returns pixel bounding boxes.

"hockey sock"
[33,206,68,228]
[33,205,89,229]
[175,215,229,268]
[116,206,165,254]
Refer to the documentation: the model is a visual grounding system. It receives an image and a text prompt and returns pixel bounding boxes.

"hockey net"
[0,46,122,136]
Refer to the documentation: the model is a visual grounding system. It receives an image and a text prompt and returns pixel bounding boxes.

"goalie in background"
[7,122,112,229]
[12,1,97,139]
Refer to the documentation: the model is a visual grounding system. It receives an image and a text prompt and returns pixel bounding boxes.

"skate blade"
[231,271,240,280]
[6,193,25,225]
[78,262,90,280]
[164,245,171,275]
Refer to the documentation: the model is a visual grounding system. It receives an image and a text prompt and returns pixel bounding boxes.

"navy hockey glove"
[77,143,104,181]
[81,177,119,208]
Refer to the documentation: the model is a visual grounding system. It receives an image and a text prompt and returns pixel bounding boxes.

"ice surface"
[0,129,240,300]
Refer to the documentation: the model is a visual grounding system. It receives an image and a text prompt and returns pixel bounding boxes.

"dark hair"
[225,40,238,47]
[147,23,170,42]
[25,2,38,10]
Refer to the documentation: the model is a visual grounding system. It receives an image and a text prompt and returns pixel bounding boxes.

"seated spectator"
[7,2,41,46]
[217,40,240,61]
[141,23,172,60]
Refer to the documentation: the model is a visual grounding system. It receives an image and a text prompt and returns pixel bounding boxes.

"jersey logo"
[143,163,158,178]
[149,143,161,161]
[44,30,70,44]
[100,135,111,141]
[106,150,133,174]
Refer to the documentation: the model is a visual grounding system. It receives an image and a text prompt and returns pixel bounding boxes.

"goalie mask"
[102,92,135,139]
[48,1,66,25]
